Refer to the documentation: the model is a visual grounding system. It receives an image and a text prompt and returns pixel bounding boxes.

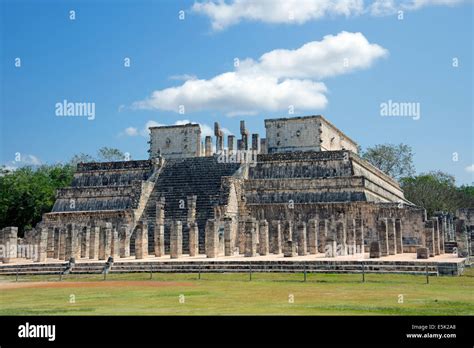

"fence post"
[303,263,307,282]
[249,263,252,281]
[15,268,19,282]
[150,264,153,280]
[425,264,429,284]
[362,261,365,283]
[198,264,201,280]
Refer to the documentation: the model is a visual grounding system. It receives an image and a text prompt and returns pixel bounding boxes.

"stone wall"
[265,115,358,154]
[149,124,201,159]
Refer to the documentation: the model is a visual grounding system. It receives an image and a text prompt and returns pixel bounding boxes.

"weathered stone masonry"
[3,115,470,263]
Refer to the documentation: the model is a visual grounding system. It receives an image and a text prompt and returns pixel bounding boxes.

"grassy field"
[0,268,473,315]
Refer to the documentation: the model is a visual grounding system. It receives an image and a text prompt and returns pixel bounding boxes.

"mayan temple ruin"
[0,115,472,274]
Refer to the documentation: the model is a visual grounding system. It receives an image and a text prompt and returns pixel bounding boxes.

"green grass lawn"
[1,268,473,315]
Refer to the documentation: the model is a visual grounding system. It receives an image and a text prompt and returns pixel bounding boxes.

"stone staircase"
[0,262,67,275]
[109,260,442,275]
[0,259,464,276]
[69,262,108,274]
[142,157,242,253]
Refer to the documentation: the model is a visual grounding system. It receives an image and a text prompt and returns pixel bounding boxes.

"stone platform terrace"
[0,253,466,276]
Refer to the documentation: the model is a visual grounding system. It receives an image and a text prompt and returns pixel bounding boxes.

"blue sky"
[0,0,472,184]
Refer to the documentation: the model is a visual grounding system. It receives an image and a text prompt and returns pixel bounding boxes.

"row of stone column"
[237,218,366,258]
[370,218,404,258]
[204,121,265,156]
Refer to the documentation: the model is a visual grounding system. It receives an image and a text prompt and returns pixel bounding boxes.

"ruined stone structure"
[1,115,471,264]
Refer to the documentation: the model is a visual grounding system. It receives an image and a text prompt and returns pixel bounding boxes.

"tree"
[69,153,95,168]
[0,147,129,234]
[361,143,415,180]
[0,164,74,235]
[97,147,128,162]
[400,171,474,216]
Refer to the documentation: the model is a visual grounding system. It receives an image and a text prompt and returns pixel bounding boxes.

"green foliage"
[69,153,95,167]
[362,143,415,180]
[97,147,128,162]
[400,171,474,216]
[0,147,128,234]
[0,164,74,235]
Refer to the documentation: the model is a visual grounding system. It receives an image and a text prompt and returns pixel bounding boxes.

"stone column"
[187,195,197,222]
[58,227,66,260]
[455,219,469,258]
[80,226,90,259]
[240,120,249,150]
[135,221,148,259]
[431,217,440,256]
[170,221,183,259]
[244,219,257,257]
[189,222,199,256]
[318,219,328,253]
[369,241,381,258]
[297,221,307,256]
[283,221,293,243]
[346,218,357,256]
[154,200,165,257]
[53,228,60,259]
[258,220,269,256]
[205,219,219,258]
[387,218,396,255]
[424,220,435,257]
[252,134,260,153]
[238,220,246,254]
[325,235,337,258]
[307,219,318,254]
[395,218,403,254]
[355,218,364,255]
[99,222,112,260]
[47,226,55,258]
[270,220,282,254]
[65,224,75,261]
[53,227,61,259]
[205,136,212,156]
[377,218,389,257]
[224,217,233,256]
[119,224,131,258]
[283,240,296,257]
[335,221,346,256]
[0,227,18,263]
[227,135,235,152]
[89,225,100,259]
[214,122,224,153]
[111,227,120,258]
[35,227,48,262]
[438,215,446,254]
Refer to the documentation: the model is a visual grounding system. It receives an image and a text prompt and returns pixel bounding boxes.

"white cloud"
[124,127,139,136]
[4,154,42,171]
[192,0,364,30]
[465,164,474,173]
[369,0,464,15]
[192,0,466,29]
[19,154,42,166]
[169,74,198,81]
[239,31,388,80]
[133,32,387,116]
